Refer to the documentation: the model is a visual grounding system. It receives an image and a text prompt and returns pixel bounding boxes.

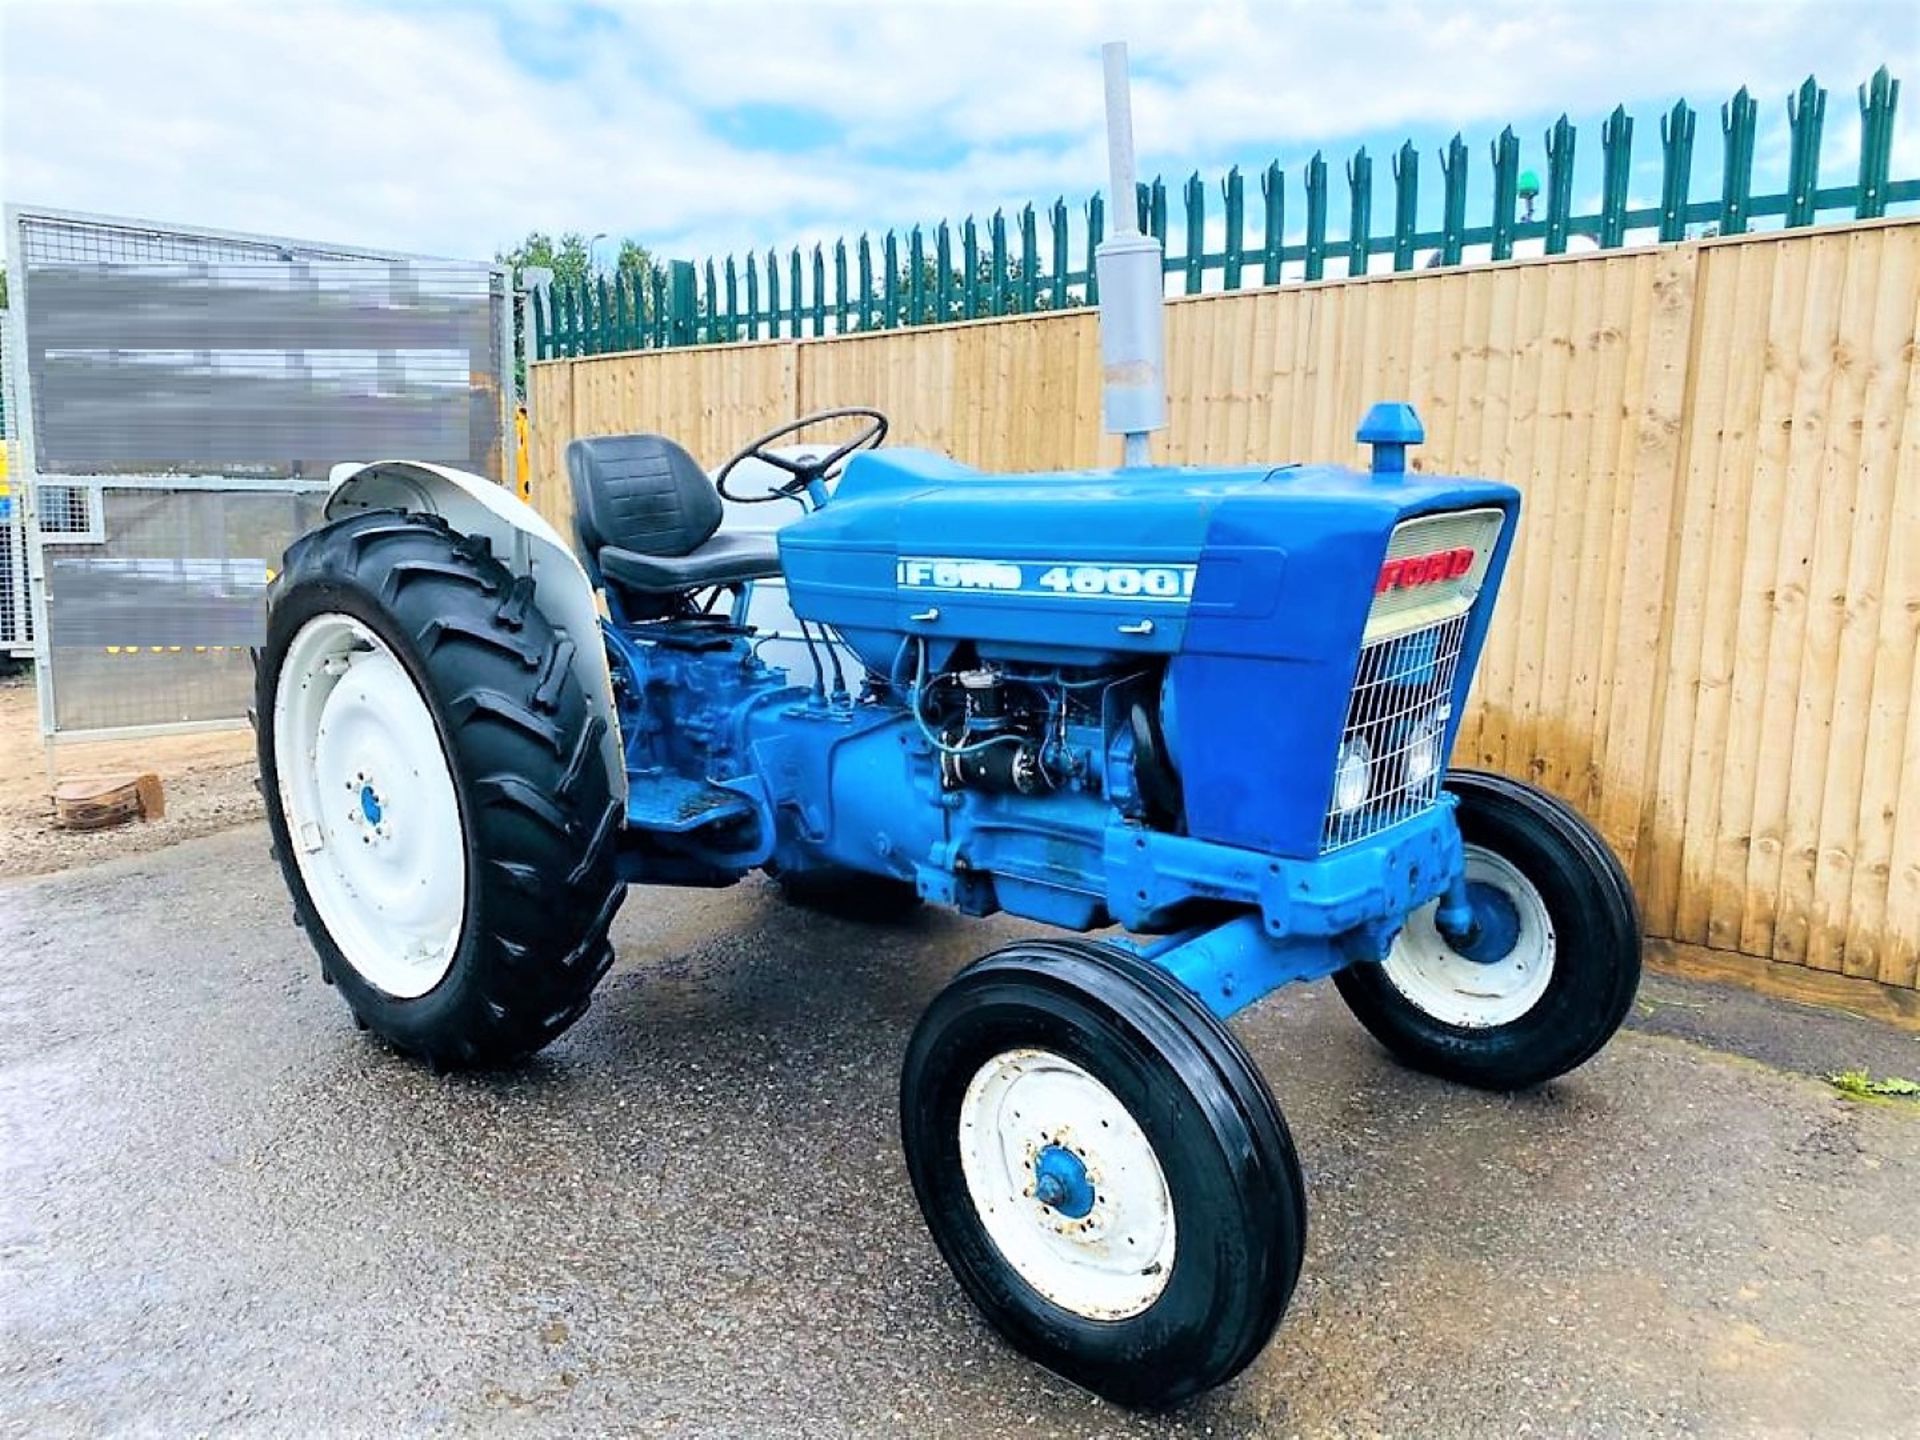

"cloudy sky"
[2,0,1915,266]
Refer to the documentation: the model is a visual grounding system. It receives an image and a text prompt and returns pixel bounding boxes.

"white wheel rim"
[272,613,466,999]
[957,1048,1176,1321]
[1383,845,1555,1028]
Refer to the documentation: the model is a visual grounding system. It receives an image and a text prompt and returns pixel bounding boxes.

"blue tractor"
[254,51,1639,1408]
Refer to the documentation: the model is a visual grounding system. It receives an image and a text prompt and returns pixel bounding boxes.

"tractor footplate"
[625,774,755,834]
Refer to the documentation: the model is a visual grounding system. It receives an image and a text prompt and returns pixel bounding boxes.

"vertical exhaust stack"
[1096,42,1168,469]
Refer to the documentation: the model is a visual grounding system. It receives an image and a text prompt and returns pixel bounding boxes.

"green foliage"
[496,232,653,288]
[1826,1069,1920,1100]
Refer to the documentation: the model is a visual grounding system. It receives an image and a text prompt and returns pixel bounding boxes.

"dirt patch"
[0,669,262,879]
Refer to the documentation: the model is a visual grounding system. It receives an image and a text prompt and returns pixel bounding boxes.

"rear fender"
[325,460,625,801]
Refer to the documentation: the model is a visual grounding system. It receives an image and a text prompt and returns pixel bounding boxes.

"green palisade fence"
[534,66,1914,359]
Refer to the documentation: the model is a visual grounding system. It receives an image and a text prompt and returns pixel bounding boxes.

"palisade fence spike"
[857,233,874,331]
[765,248,780,339]
[1392,141,1418,271]
[1544,115,1576,254]
[1786,75,1827,226]
[1857,65,1898,218]
[834,239,848,334]
[651,267,667,348]
[1019,205,1039,313]
[1599,106,1633,248]
[725,257,739,343]
[883,230,900,327]
[1659,101,1696,241]
[620,271,637,348]
[991,210,1009,316]
[1086,194,1106,304]
[703,261,718,344]
[1304,151,1329,280]
[788,247,803,337]
[1223,167,1246,291]
[962,216,980,319]
[1184,171,1206,294]
[1150,177,1168,247]
[1490,128,1519,260]
[909,225,926,325]
[1347,148,1373,277]
[1261,161,1284,283]
[1050,198,1069,309]
[1440,133,1468,265]
[1720,86,1757,234]
[811,244,826,337]
[745,252,760,341]
[1136,178,1152,236]
[936,221,954,321]
[669,259,695,347]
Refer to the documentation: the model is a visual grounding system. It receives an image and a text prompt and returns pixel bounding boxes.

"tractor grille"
[1320,508,1504,852]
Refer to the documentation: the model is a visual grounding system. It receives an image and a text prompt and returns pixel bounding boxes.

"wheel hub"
[1447,880,1522,964]
[1031,1142,1095,1219]
[1382,846,1556,1029]
[358,782,384,827]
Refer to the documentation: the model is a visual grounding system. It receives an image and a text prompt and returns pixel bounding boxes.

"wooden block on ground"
[52,772,166,830]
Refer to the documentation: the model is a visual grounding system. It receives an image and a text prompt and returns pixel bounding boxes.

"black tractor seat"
[565,433,780,615]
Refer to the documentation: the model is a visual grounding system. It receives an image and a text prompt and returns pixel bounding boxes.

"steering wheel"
[715,407,889,504]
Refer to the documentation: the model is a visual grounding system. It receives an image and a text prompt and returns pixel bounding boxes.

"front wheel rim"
[1382,846,1556,1028]
[272,613,466,999]
[957,1047,1176,1321]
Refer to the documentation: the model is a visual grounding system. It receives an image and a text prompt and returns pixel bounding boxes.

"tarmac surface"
[3,824,1917,1438]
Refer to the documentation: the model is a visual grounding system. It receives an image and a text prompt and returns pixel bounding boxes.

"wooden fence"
[528,218,1920,1018]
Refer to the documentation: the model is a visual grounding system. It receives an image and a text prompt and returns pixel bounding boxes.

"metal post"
[1095,41,1167,469]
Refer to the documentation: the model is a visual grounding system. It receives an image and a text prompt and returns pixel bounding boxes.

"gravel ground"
[3,824,1916,1438]
[0,672,261,880]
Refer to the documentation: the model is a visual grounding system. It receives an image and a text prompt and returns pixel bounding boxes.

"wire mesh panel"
[6,207,512,735]
[14,212,510,481]
[42,486,327,733]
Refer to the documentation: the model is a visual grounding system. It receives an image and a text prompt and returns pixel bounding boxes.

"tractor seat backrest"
[566,433,723,564]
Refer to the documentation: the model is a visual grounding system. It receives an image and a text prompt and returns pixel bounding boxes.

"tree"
[495,231,653,288]
[496,231,656,370]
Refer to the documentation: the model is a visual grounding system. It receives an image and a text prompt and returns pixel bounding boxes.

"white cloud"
[1,0,1914,264]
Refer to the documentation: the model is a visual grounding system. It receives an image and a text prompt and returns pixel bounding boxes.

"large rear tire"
[902,939,1306,1408]
[1333,769,1641,1090]
[257,509,625,1068]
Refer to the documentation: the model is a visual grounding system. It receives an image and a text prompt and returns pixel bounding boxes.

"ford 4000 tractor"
[255,48,1639,1408]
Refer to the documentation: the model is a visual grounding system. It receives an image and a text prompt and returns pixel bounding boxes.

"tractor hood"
[780,447,1519,670]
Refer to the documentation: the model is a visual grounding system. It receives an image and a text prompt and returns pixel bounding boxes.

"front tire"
[902,940,1306,1408]
[257,510,625,1068]
[1333,769,1641,1090]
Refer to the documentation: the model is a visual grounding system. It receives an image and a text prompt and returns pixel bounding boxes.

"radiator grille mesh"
[1321,507,1502,851]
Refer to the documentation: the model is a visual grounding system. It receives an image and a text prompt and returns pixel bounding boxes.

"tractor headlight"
[1332,738,1372,814]
[1403,716,1445,790]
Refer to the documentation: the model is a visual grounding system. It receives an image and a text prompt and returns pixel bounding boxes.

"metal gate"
[5,206,514,737]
